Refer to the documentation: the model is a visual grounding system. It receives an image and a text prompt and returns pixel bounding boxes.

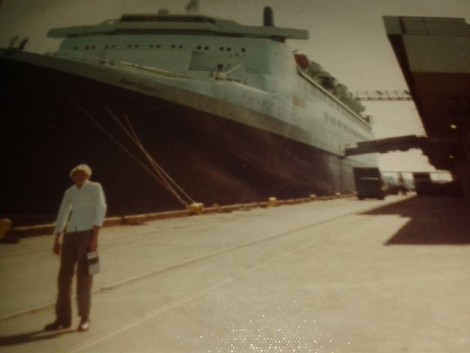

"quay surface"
[0,195,469,352]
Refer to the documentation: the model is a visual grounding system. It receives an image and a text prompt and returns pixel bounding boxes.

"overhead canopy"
[383,16,470,170]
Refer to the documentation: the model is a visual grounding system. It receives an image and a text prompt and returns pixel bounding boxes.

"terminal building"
[383,16,470,201]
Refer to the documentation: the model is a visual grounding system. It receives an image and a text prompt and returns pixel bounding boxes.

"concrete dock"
[1,195,469,352]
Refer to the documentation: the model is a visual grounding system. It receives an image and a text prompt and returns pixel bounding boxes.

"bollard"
[189,202,204,215]
[268,197,278,207]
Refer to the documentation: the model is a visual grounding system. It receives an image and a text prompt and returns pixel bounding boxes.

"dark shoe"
[44,320,71,331]
[78,318,90,332]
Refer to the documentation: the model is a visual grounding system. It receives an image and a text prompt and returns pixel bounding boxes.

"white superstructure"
[47,11,374,161]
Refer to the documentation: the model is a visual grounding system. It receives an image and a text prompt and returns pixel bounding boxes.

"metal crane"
[354,90,413,101]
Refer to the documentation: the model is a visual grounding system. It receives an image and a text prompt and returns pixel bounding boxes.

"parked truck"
[353,167,386,200]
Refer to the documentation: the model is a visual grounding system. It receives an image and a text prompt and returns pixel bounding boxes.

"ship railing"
[117,61,246,84]
[47,49,246,84]
[296,66,371,127]
[48,50,109,66]
[110,60,193,79]
[49,49,193,79]
[49,49,246,84]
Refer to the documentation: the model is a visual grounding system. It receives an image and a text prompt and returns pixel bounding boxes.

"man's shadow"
[0,328,75,347]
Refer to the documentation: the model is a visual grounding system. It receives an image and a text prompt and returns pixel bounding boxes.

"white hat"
[70,164,92,178]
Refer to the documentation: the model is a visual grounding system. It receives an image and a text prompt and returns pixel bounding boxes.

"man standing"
[45,164,107,332]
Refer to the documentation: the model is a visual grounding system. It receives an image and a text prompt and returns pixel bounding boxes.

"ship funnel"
[263,7,275,27]
[186,0,199,14]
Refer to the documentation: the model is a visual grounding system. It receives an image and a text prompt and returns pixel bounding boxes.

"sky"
[1,0,469,173]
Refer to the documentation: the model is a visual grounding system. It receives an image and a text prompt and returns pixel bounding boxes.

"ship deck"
[1,195,469,352]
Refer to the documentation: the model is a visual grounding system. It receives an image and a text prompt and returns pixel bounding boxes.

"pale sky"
[1,0,469,172]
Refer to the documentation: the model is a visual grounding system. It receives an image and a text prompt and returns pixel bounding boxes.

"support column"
[461,120,470,203]
[454,157,470,203]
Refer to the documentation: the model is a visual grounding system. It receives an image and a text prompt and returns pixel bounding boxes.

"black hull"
[1,56,368,225]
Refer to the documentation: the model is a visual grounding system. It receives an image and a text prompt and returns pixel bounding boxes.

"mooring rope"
[71,99,193,208]
[105,106,194,206]
[122,112,195,204]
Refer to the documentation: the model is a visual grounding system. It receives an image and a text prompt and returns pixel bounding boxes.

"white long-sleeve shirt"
[54,181,107,234]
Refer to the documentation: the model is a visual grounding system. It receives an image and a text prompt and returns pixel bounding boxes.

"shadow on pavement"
[361,196,470,245]
[0,329,75,347]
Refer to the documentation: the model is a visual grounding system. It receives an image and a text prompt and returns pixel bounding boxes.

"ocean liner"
[0,3,377,225]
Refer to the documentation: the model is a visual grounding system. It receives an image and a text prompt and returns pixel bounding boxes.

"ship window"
[220,47,224,51]
[85,46,90,50]
[149,44,154,48]
[127,44,132,48]
[156,45,161,48]
[197,45,202,50]
[179,45,183,49]
[92,45,96,50]
[171,45,176,49]
[134,45,139,48]
[104,45,109,49]
[227,47,232,52]
[205,46,209,50]
[241,48,246,52]
[111,45,116,48]
[73,46,78,50]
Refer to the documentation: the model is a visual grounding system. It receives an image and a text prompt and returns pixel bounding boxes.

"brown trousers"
[55,230,93,324]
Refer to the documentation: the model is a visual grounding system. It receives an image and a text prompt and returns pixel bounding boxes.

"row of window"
[325,113,367,141]
[300,80,368,130]
[73,44,247,52]
[196,45,246,53]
